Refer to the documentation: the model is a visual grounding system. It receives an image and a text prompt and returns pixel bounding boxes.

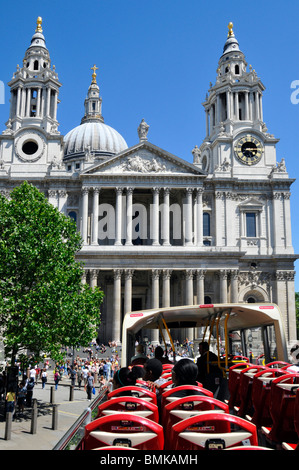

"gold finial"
[91,64,99,84]
[36,16,43,33]
[227,22,234,37]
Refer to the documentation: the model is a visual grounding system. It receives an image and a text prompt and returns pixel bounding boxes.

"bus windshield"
[121,303,288,368]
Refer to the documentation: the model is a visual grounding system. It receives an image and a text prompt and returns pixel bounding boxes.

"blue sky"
[1,0,299,289]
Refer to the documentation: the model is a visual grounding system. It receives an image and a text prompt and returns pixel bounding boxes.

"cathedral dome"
[63,121,128,158]
[63,66,128,159]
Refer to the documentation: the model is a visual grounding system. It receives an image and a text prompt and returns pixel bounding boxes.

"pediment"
[81,141,206,177]
[238,197,264,210]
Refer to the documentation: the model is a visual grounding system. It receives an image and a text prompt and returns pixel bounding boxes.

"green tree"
[0,182,103,365]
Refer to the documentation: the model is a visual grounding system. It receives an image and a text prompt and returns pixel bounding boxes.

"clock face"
[234,135,263,165]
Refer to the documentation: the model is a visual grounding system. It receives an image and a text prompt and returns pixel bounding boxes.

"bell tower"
[0,17,64,176]
[195,22,282,179]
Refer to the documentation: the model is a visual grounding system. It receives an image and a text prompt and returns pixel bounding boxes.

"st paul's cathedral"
[0,18,297,346]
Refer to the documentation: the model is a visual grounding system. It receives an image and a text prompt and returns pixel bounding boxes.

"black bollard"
[69,385,74,401]
[50,386,55,404]
[52,404,58,430]
[30,398,38,434]
[4,412,12,440]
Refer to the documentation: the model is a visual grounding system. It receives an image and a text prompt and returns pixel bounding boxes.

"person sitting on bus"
[130,344,148,366]
[154,346,173,364]
[111,366,139,394]
[287,344,299,374]
[143,358,167,390]
[170,358,205,398]
[196,341,223,394]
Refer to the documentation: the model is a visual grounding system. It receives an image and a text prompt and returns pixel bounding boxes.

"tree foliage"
[0,182,103,365]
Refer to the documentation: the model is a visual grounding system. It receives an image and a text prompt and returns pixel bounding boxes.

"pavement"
[0,374,104,451]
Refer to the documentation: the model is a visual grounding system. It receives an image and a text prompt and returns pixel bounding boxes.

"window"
[203,212,210,237]
[246,212,256,237]
[68,211,77,223]
[34,60,39,71]
[235,64,240,74]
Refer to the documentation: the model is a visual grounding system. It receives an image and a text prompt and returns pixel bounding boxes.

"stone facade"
[0,19,298,345]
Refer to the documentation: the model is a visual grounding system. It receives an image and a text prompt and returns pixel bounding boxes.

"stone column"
[124,269,134,315]
[81,270,87,285]
[46,87,51,117]
[58,190,67,215]
[162,269,172,307]
[230,269,239,303]
[162,188,170,246]
[196,269,206,305]
[112,269,122,343]
[91,187,100,245]
[152,188,160,246]
[219,269,228,303]
[185,269,194,340]
[235,91,239,120]
[185,188,193,246]
[244,90,249,120]
[226,90,231,120]
[26,88,31,117]
[195,188,203,246]
[36,87,41,117]
[255,91,260,120]
[125,187,133,245]
[90,269,98,288]
[151,269,160,343]
[81,187,89,244]
[115,187,123,246]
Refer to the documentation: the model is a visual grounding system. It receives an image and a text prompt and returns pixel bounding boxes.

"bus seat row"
[78,382,267,450]
[227,361,299,449]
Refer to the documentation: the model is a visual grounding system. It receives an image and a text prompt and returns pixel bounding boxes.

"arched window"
[34,60,39,71]
[235,64,240,74]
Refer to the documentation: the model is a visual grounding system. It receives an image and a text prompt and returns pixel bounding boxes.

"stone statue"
[137,119,149,141]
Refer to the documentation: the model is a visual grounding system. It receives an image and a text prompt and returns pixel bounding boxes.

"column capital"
[90,268,99,280]
[126,187,134,195]
[185,269,194,280]
[92,186,100,193]
[196,269,206,279]
[113,269,123,280]
[162,269,172,280]
[151,269,161,280]
[115,187,123,194]
[124,269,135,281]
[82,187,90,195]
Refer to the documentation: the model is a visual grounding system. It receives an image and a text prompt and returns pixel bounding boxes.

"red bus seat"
[261,373,299,445]
[169,411,258,450]
[82,413,164,450]
[228,362,253,410]
[108,386,157,405]
[236,365,267,418]
[97,396,159,423]
[161,385,214,423]
[282,389,299,450]
[163,396,229,449]
[251,368,287,427]
[265,361,291,369]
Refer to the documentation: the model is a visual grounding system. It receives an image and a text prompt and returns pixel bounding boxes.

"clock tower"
[0,17,64,178]
[197,22,283,179]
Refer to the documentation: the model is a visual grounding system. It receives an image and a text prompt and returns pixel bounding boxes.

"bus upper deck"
[121,302,289,369]
[75,303,299,451]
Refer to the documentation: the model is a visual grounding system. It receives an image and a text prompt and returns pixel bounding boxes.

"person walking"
[85,372,94,400]
[5,388,16,420]
[77,367,83,389]
[41,368,48,389]
[54,369,60,390]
